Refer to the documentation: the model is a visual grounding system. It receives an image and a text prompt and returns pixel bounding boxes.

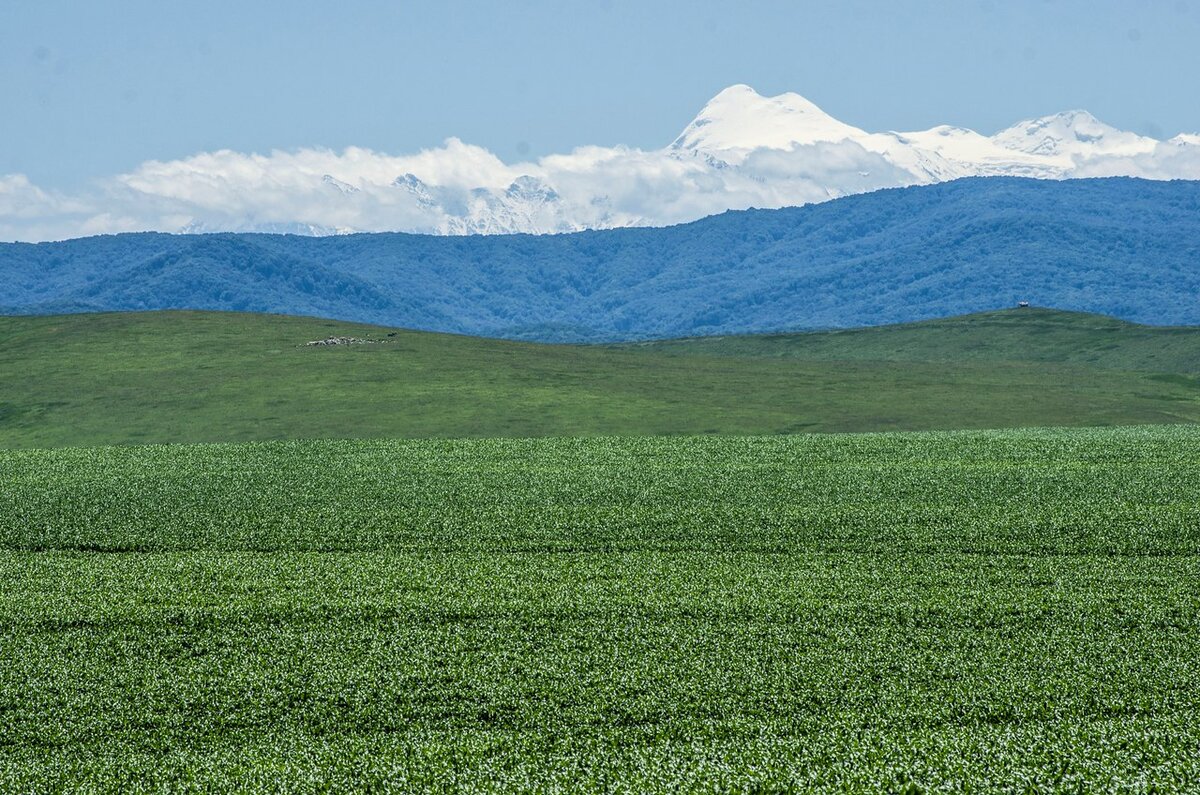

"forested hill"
[3,177,1198,341]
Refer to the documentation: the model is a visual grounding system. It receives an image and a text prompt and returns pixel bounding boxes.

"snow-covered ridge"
[671,84,871,155]
[670,86,1172,182]
[3,85,1199,241]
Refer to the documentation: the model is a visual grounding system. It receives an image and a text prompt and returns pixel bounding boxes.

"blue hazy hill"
[2,177,1198,340]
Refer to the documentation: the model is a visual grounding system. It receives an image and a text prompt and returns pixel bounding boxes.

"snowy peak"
[392,173,438,210]
[671,84,867,156]
[385,172,572,235]
[896,125,1062,178]
[505,175,559,204]
[992,110,1157,161]
[322,174,359,195]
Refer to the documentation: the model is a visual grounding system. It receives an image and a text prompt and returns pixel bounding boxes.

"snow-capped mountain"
[670,84,961,182]
[669,85,1170,184]
[390,172,582,235]
[392,173,439,212]
[991,110,1158,163]
[4,84,1198,242]
[291,85,1194,238]
[893,126,1060,178]
[321,174,359,195]
[444,177,583,235]
[671,84,870,156]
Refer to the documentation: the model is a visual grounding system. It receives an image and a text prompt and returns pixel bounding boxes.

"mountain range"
[195,86,1200,236]
[4,177,1198,341]
[4,86,1199,241]
[670,84,1164,180]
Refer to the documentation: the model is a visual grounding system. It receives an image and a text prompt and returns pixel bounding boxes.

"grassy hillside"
[2,427,1198,789]
[632,306,1200,371]
[1,308,1199,448]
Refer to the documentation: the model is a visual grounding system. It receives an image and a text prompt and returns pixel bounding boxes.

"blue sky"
[3,0,1198,190]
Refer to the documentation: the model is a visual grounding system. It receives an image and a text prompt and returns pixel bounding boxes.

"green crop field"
[2,307,1199,448]
[2,426,1199,791]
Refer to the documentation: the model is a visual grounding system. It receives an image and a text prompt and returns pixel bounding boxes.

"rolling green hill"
[1,307,1199,448]
[629,306,1200,371]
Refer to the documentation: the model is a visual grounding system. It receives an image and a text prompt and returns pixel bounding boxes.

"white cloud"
[0,174,98,242]
[2,86,1199,242]
[1069,139,1200,180]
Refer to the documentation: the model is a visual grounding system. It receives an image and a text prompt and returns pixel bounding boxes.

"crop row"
[1,426,1197,790]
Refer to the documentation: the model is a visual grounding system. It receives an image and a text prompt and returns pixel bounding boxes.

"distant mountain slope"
[2,177,1199,341]
[1,308,1198,448]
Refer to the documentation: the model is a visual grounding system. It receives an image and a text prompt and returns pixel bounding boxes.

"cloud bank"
[3,85,1199,242]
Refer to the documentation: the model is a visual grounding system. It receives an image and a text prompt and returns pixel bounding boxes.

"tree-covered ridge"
[3,177,1199,341]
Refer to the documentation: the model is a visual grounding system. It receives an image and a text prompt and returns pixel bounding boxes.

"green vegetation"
[7,178,1200,340]
[2,426,1198,790]
[631,306,1200,371]
[2,307,1199,448]
[4,307,1197,788]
